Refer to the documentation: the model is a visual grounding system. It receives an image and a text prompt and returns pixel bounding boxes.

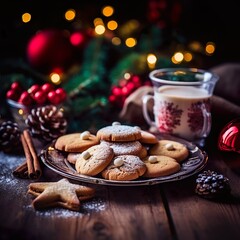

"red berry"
[33,90,47,104]
[6,89,19,101]
[28,84,40,95]
[55,87,67,102]
[10,81,22,92]
[47,90,61,104]
[18,91,33,106]
[41,83,54,93]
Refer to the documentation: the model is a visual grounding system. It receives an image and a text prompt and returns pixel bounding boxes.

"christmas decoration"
[25,105,67,142]
[195,170,231,199]
[26,29,77,74]
[0,121,21,153]
[6,81,67,107]
[0,0,216,133]
[109,74,150,108]
[218,118,240,153]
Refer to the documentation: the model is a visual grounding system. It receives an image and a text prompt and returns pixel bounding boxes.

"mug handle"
[200,103,211,137]
[142,95,155,127]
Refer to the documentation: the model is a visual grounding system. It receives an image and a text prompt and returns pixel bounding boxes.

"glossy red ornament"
[28,84,40,95]
[55,88,67,101]
[6,89,19,101]
[10,81,22,92]
[18,91,33,106]
[33,90,47,104]
[218,118,240,153]
[41,83,54,93]
[26,29,75,73]
[47,90,61,105]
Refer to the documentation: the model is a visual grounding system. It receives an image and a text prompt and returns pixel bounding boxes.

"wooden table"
[1,135,240,240]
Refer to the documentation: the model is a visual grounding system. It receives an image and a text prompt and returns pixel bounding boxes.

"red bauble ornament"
[218,118,240,153]
[10,81,22,92]
[47,90,61,105]
[55,87,67,101]
[33,90,47,105]
[18,91,33,106]
[28,84,40,95]
[41,83,54,93]
[6,89,19,101]
[26,29,75,73]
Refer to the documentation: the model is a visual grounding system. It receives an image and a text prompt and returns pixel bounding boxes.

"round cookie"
[96,125,141,142]
[100,140,143,156]
[142,155,181,178]
[139,130,159,144]
[75,144,114,176]
[55,132,99,152]
[101,155,147,181]
[67,152,82,165]
[149,140,189,162]
[138,146,148,159]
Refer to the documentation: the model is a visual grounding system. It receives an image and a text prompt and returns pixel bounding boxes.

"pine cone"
[0,121,21,153]
[25,105,67,142]
[195,170,231,199]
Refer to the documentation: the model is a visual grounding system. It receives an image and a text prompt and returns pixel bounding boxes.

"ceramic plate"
[40,134,208,186]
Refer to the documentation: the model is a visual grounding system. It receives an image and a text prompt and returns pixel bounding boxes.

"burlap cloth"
[119,63,240,141]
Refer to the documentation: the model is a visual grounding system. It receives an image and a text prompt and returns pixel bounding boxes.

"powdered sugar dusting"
[101,140,142,155]
[0,152,26,193]
[24,197,106,218]
[0,152,106,218]
[100,125,139,135]
[97,125,141,141]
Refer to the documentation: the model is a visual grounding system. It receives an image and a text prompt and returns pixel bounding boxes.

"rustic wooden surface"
[1,137,240,240]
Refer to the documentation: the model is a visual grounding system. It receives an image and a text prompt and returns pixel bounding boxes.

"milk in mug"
[154,85,211,141]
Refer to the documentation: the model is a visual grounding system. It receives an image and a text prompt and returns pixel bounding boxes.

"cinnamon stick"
[12,161,28,179]
[21,133,35,179]
[16,130,42,179]
[23,129,42,178]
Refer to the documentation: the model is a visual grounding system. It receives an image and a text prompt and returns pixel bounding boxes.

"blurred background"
[0,0,239,130]
[1,0,239,65]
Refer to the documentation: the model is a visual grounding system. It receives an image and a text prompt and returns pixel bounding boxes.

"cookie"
[28,178,95,211]
[142,155,181,178]
[75,144,114,176]
[67,152,82,165]
[101,155,147,181]
[96,124,142,142]
[139,130,159,144]
[149,140,189,162]
[138,146,148,159]
[54,132,99,152]
[100,140,143,156]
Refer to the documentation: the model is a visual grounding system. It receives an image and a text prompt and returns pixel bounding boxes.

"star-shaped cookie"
[28,178,95,211]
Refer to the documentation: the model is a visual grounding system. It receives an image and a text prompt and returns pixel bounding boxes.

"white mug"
[142,68,219,147]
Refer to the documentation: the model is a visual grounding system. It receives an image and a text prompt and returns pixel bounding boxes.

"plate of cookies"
[40,122,208,186]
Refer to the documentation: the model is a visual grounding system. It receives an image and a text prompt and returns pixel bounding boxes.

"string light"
[147,53,157,69]
[93,18,104,26]
[189,41,203,52]
[111,37,121,46]
[205,42,215,55]
[107,20,118,30]
[50,72,61,85]
[124,73,131,80]
[70,32,84,46]
[65,9,76,21]
[184,52,193,62]
[102,6,114,17]
[95,25,105,35]
[22,13,31,23]
[125,38,137,47]
[172,52,184,64]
